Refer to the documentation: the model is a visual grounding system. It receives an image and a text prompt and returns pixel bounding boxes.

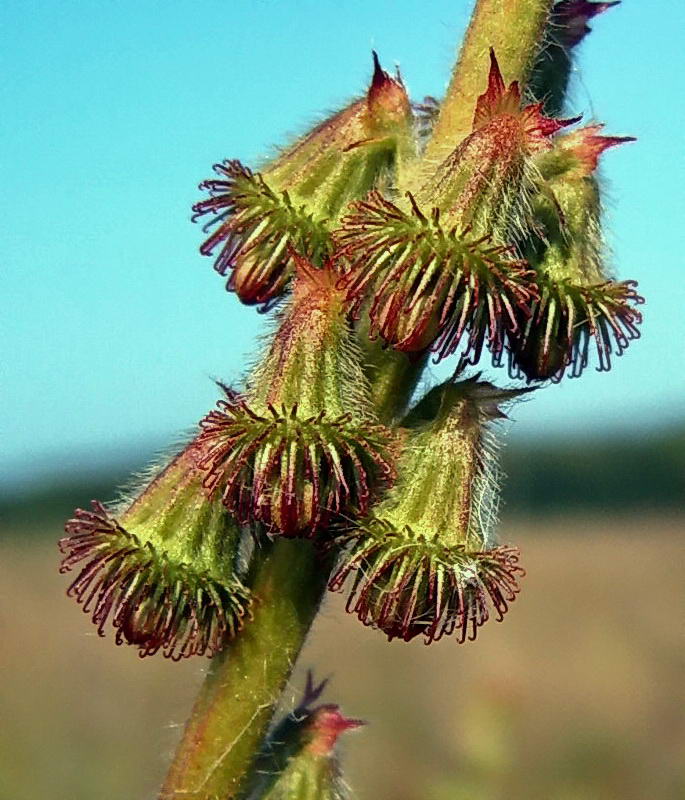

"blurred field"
[2,513,684,800]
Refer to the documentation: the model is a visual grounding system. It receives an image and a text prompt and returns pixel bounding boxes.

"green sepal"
[264,52,415,222]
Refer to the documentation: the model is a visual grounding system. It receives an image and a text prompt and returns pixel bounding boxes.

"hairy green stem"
[422,0,555,169]
[159,539,330,800]
[158,5,555,798]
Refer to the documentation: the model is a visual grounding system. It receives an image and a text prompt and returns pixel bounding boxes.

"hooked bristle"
[194,393,396,537]
[59,502,252,659]
[336,191,537,363]
[329,519,524,644]
[508,276,644,381]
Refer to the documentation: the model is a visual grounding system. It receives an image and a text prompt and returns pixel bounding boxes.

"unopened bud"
[246,674,362,800]
[267,51,414,219]
[417,50,577,238]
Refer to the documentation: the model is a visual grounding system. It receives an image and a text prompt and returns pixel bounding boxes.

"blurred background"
[2,1,684,799]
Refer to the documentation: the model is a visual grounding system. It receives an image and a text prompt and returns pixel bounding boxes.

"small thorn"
[370,49,389,92]
[372,50,382,77]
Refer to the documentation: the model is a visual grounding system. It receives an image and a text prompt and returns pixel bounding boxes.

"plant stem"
[422,0,555,167]
[159,538,330,800]
[159,7,556,799]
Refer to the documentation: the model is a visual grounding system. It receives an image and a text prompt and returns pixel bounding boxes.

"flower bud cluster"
[60,31,641,663]
[335,50,641,377]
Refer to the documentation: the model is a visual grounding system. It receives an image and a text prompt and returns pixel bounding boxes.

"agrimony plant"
[59,2,641,797]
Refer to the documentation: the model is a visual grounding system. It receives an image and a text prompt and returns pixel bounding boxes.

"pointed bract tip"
[473,49,520,128]
[561,123,635,174]
[371,50,384,86]
[487,47,506,95]
[308,705,365,756]
[452,375,536,419]
[474,49,581,151]
[530,107,582,138]
[366,50,411,123]
[295,670,330,716]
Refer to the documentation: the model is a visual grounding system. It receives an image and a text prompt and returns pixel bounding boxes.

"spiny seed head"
[192,160,332,308]
[329,377,527,643]
[336,191,537,362]
[509,130,642,381]
[530,128,634,285]
[509,276,643,382]
[192,255,396,537]
[192,53,413,309]
[330,523,523,644]
[59,446,252,659]
[195,391,395,538]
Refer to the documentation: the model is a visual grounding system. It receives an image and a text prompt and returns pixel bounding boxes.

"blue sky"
[2,1,684,489]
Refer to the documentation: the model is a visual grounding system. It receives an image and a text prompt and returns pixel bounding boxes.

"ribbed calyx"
[338,51,577,364]
[330,377,527,644]
[59,446,252,659]
[195,257,396,537]
[245,674,362,800]
[509,125,643,381]
[192,53,414,308]
[265,52,414,219]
